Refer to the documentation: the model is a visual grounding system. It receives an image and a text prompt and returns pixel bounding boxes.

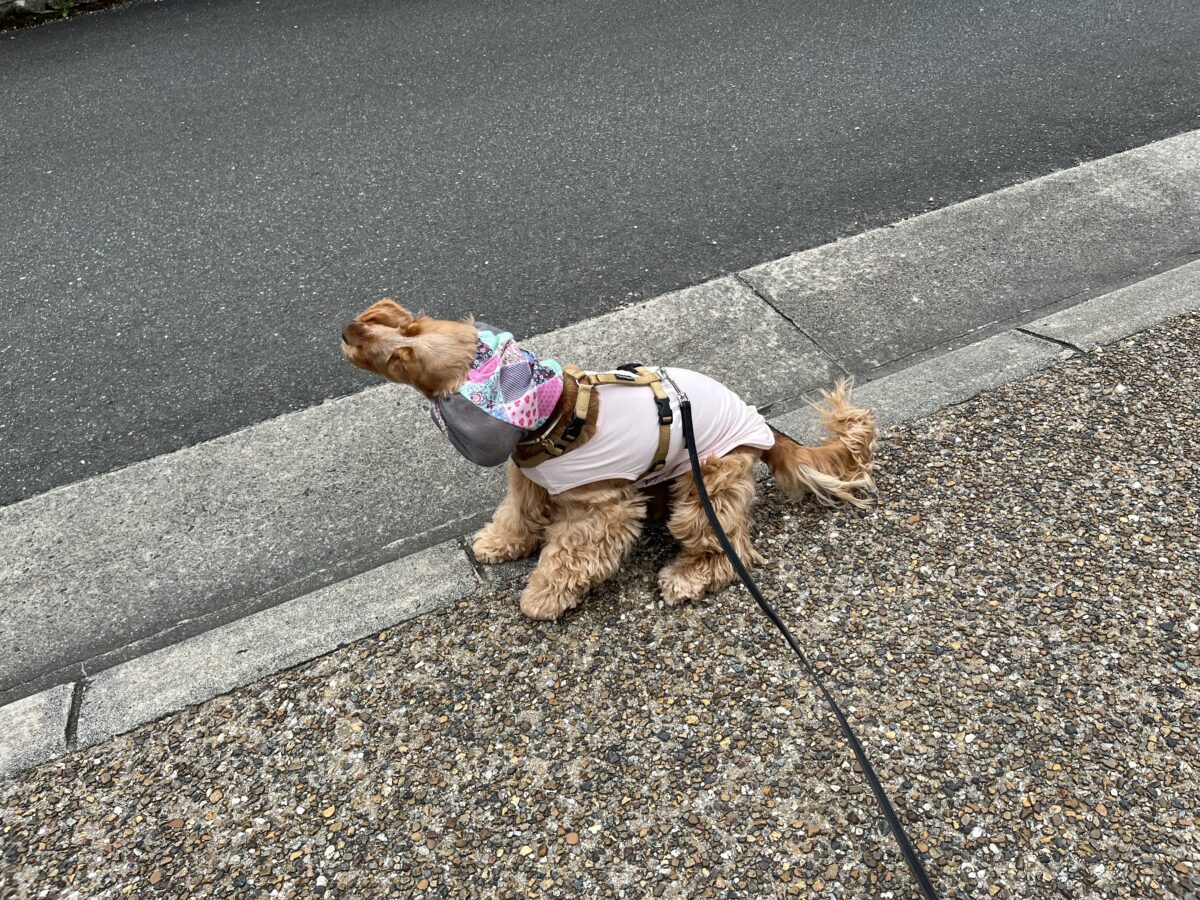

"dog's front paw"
[472,526,538,565]
[518,582,571,621]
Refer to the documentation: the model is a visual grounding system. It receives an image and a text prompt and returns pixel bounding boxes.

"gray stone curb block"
[526,275,840,406]
[74,543,476,749]
[0,683,72,779]
[742,130,1200,373]
[1025,259,1200,350]
[769,330,1066,441]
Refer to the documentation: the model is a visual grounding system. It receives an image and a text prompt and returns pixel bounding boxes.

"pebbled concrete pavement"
[1,309,1195,899]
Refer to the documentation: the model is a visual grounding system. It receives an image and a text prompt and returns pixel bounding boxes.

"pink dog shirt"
[521,367,775,495]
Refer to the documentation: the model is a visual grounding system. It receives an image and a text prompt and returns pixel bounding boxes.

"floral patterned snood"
[456,327,563,430]
[430,325,564,466]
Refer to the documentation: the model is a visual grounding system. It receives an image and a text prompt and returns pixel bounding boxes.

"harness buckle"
[559,415,587,443]
[654,394,673,425]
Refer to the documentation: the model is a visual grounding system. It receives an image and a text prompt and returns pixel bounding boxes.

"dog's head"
[341,299,479,398]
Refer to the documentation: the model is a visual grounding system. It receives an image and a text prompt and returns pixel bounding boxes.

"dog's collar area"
[516,368,578,446]
[518,413,560,442]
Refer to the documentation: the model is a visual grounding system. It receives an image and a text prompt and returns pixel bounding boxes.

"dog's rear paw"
[519,583,572,621]
[658,561,713,606]
[472,527,538,565]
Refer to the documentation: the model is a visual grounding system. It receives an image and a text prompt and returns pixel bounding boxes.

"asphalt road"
[2,0,1198,505]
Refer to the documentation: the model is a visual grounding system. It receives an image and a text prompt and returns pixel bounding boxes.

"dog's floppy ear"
[360,298,415,332]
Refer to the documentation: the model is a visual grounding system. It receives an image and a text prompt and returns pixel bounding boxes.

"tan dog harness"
[514,366,775,495]
[513,365,673,480]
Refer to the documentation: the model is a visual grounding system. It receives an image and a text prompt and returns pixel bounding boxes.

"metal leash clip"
[655,367,688,404]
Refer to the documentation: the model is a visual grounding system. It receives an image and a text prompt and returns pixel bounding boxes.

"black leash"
[673,388,940,900]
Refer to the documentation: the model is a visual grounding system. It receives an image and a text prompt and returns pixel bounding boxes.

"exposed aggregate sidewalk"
[1,312,1198,899]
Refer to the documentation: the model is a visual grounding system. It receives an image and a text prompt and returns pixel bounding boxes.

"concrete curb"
[74,543,477,749]
[0,684,73,780]
[3,128,1200,778]
[4,258,1199,779]
[1023,258,1200,350]
[770,330,1069,442]
[771,259,1200,443]
[0,544,478,776]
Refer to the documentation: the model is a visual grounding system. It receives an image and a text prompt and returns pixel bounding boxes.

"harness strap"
[644,376,672,477]
[511,365,674,480]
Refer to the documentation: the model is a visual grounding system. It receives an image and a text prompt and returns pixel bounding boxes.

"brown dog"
[342,299,876,620]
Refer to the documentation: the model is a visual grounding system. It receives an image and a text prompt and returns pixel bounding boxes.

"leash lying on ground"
[664,369,941,900]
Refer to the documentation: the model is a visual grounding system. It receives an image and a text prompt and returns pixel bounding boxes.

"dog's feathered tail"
[762,379,877,509]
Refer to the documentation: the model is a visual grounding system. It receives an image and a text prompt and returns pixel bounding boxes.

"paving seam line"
[1012,327,1085,355]
[2,258,1197,779]
[730,271,852,379]
[64,680,87,751]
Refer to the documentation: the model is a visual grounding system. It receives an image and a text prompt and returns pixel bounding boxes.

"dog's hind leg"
[519,481,646,620]
[658,449,760,606]
[473,462,552,564]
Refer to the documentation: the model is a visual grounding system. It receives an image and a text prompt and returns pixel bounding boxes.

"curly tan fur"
[342,302,878,621]
[763,380,877,508]
[659,449,760,605]
[517,480,647,621]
